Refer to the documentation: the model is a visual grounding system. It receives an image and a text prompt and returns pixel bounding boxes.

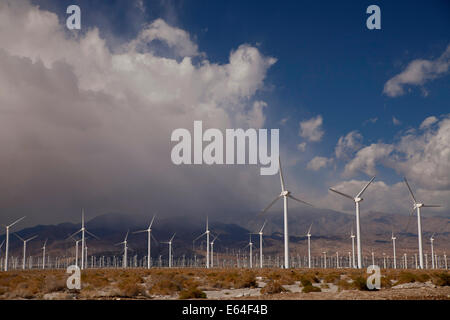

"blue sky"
[1,0,449,224]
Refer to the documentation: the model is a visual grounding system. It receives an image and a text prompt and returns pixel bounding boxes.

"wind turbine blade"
[114,241,125,246]
[193,232,207,242]
[82,209,85,226]
[149,214,156,228]
[26,235,38,242]
[356,176,375,198]
[206,216,209,231]
[0,240,4,249]
[329,188,354,200]
[13,233,25,242]
[132,230,147,234]
[288,195,313,207]
[151,233,159,244]
[8,216,26,228]
[403,214,413,233]
[259,195,282,215]
[170,233,176,242]
[67,229,82,240]
[278,156,286,192]
[260,220,267,233]
[403,177,417,203]
[85,230,100,240]
[307,222,313,235]
[43,238,48,247]
[124,230,129,241]
[422,204,441,208]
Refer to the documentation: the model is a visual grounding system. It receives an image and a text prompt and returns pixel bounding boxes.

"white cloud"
[299,115,324,142]
[297,142,306,152]
[343,143,394,177]
[335,130,363,160]
[128,18,200,57]
[383,45,450,97]
[342,115,450,191]
[419,116,438,129]
[392,116,401,126]
[307,156,333,171]
[0,0,277,223]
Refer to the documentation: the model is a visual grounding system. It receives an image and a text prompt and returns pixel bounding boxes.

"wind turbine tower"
[404,177,441,269]
[306,223,313,268]
[14,234,37,270]
[68,209,99,270]
[133,215,157,269]
[329,177,375,269]
[193,217,211,268]
[260,157,313,268]
[3,216,25,271]
[392,232,397,269]
[430,234,435,269]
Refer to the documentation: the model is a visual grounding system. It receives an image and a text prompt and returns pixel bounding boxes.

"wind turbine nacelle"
[354,197,363,202]
[281,190,290,197]
[415,203,423,208]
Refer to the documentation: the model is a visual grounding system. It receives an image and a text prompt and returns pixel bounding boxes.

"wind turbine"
[306,223,313,268]
[13,233,38,270]
[430,234,435,269]
[115,231,130,268]
[42,239,48,269]
[244,234,254,268]
[329,177,375,268]
[3,216,25,271]
[350,226,356,269]
[68,209,99,270]
[403,177,441,269]
[210,234,220,268]
[251,220,267,269]
[161,233,176,268]
[133,215,157,269]
[392,232,397,269]
[193,216,210,268]
[260,157,313,268]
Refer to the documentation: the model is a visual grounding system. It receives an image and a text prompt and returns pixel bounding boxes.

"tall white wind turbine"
[260,157,313,269]
[193,216,211,268]
[403,177,441,269]
[210,234,220,268]
[251,220,267,269]
[430,234,435,269]
[392,232,397,269]
[115,231,129,268]
[42,239,48,269]
[329,177,375,268]
[14,233,38,270]
[3,216,25,271]
[133,215,157,269]
[350,226,356,269]
[306,223,313,269]
[244,234,254,268]
[162,233,176,268]
[68,209,99,270]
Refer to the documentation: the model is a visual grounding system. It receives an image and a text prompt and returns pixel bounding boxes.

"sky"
[0,0,449,227]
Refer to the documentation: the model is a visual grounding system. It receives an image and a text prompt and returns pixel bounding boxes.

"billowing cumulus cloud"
[383,45,450,97]
[335,130,363,160]
[299,115,324,142]
[307,156,333,171]
[0,0,277,225]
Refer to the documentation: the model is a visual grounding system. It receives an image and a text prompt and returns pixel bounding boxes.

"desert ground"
[0,268,448,300]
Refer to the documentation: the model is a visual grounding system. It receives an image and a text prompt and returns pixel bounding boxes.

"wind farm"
[0,0,448,304]
[0,161,448,300]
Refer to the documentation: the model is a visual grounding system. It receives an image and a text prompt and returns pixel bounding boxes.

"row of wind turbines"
[0,157,446,271]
